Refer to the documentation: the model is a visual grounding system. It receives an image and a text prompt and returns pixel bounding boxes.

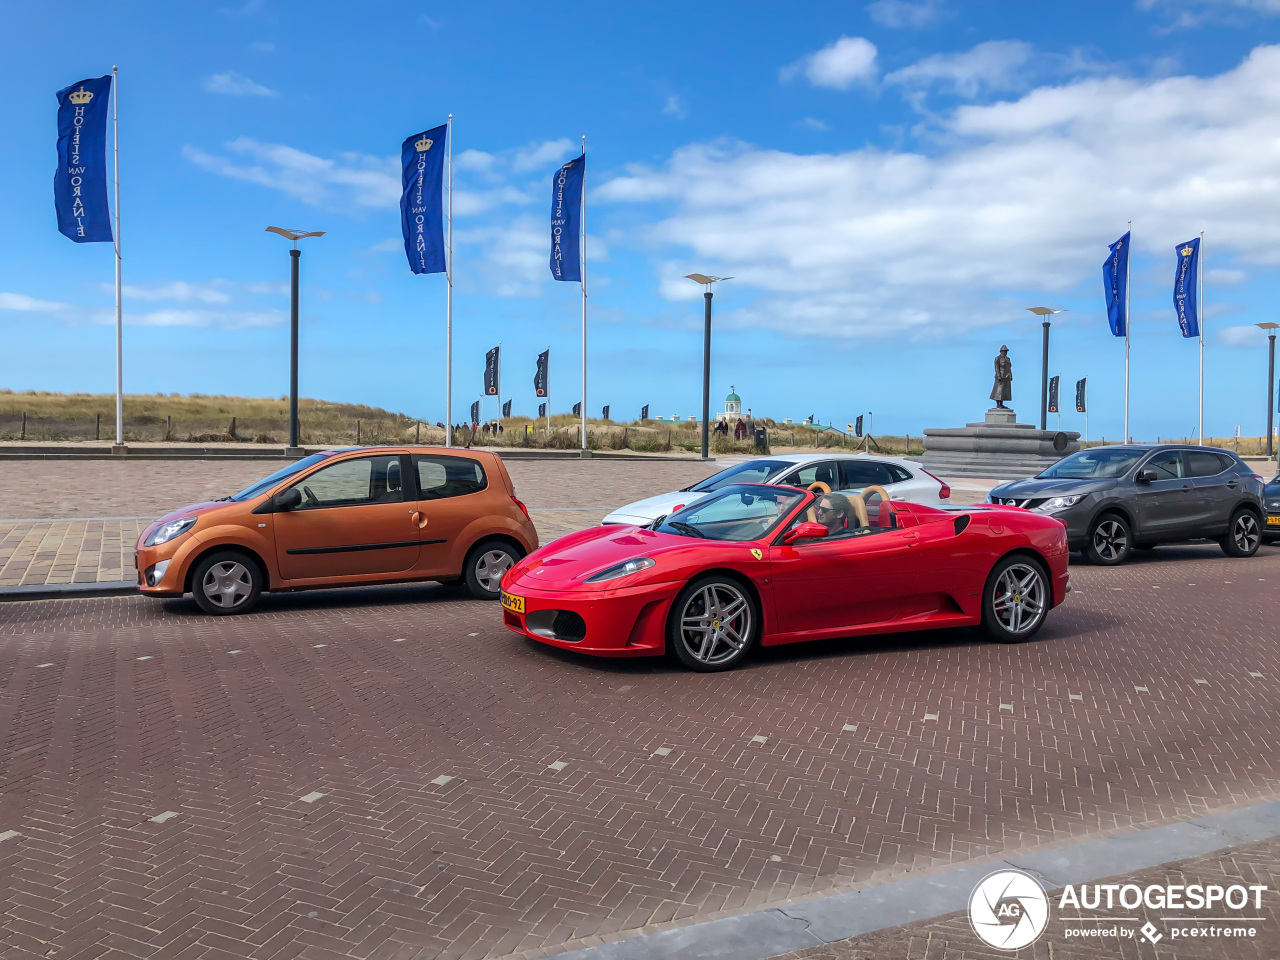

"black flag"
[602,405,610,420]
[502,399,512,418]
[855,415,863,437]
[1075,378,1087,413]
[484,346,500,396]
[470,400,479,425]
[1048,375,1060,414]
[538,402,546,419]
[641,404,649,420]
[534,349,549,397]
[572,401,581,416]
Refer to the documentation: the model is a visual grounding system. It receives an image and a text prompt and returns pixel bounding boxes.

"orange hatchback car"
[135,446,538,615]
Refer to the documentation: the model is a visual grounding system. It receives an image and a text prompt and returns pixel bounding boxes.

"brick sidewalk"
[775,834,1280,958]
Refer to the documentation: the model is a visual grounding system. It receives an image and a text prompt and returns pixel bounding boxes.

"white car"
[602,452,950,525]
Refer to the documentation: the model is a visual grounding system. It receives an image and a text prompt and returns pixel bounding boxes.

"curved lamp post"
[267,226,325,452]
[685,274,732,459]
[1027,307,1066,432]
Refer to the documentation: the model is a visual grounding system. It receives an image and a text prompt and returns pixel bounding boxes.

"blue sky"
[4,0,1280,440]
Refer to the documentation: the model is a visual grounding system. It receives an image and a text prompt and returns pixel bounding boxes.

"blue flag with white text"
[1102,231,1129,337]
[54,76,113,243]
[400,124,448,274]
[550,153,585,281]
[1173,237,1201,338]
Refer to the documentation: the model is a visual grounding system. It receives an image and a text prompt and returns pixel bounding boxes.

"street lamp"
[1257,322,1279,460]
[1027,307,1066,431]
[685,273,732,459]
[267,226,325,452]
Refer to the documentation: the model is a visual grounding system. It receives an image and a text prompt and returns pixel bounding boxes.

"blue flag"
[400,124,448,275]
[1173,237,1201,338]
[1102,231,1129,337]
[54,76,113,243]
[550,153,585,281]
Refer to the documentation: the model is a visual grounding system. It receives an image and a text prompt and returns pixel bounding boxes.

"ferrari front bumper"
[500,578,684,657]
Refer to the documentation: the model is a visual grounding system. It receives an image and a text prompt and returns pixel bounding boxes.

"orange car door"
[411,453,491,576]
[273,453,421,581]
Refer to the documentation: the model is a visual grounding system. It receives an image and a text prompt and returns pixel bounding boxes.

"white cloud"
[511,139,577,173]
[0,292,69,312]
[128,308,284,329]
[1218,324,1269,347]
[1208,267,1248,284]
[249,41,275,53]
[781,37,878,91]
[867,0,947,28]
[801,117,829,131]
[203,71,278,97]
[457,216,548,297]
[1139,0,1280,29]
[183,138,399,208]
[885,40,1034,97]
[597,46,1280,339]
[117,281,232,304]
[368,238,403,254]
[456,149,497,173]
[664,95,687,119]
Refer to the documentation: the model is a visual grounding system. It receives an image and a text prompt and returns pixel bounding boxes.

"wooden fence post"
[21,411,25,440]
[96,412,101,441]
[356,420,361,444]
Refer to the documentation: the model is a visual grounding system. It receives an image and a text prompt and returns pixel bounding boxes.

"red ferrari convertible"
[500,483,1070,671]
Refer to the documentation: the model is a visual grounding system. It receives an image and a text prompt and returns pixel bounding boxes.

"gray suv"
[988,445,1266,565]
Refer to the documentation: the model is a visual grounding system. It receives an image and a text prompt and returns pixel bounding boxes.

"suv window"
[840,460,894,488]
[1186,451,1228,478]
[291,455,403,509]
[781,461,838,490]
[415,455,487,499]
[1145,450,1184,480]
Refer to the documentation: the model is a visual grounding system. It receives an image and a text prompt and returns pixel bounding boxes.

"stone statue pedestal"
[922,409,1080,480]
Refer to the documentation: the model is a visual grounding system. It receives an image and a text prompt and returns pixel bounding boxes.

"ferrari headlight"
[583,557,656,583]
[1036,496,1083,512]
[144,516,197,546]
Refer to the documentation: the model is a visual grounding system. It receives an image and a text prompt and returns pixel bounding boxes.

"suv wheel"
[192,550,263,615]
[1084,514,1131,565]
[1221,509,1261,558]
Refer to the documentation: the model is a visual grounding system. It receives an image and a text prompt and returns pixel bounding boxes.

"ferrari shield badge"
[750,548,763,560]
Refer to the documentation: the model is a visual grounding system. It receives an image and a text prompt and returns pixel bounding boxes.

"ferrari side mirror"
[783,521,829,545]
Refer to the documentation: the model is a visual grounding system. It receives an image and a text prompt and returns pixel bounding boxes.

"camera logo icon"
[968,869,1050,950]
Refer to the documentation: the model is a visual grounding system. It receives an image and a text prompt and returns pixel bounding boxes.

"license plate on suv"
[500,591,525,614]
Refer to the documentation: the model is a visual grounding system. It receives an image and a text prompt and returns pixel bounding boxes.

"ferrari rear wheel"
[981,555,1048,644]
[668,576,758,672]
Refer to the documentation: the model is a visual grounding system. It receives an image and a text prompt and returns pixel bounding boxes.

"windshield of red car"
[1037,448,1145,479]
[657,485,807,541]
[690,459,789,493]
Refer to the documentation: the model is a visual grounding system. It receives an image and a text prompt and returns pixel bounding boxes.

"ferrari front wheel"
[668,575,758,672]
[981,555,1048,644]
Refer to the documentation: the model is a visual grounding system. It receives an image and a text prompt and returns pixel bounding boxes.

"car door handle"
[410,511,429,529]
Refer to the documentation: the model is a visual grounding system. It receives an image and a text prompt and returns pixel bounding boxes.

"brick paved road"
[1,541,1278,958]
[776,833,1280,959]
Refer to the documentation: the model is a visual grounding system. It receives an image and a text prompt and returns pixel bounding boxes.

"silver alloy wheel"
[201,560,253,609]
[991,562,1046,636]
[678,582,752,666]
[474,549,514,592]
[1092,519,1127,562]
[1233,513,1260,553]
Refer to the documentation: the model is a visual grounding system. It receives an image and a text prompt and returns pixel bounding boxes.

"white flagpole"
[1124,220,1130,444]
[112,65,123,447]
[445,114,453,448]
[497,341,503,430]
[1199,230,1205,445]
[1085,380,1089,444]
[580,135,587,454]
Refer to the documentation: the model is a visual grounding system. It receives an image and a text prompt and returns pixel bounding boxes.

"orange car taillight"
[921,468,950,499]
[511,496,530,520]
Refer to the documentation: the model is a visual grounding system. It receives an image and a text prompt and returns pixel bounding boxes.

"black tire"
[463,540,520,600]
[980,554,1050,644]
[191,550,263,615]
[667,574,759,672]
[1220,509,1262,558]
[1084,513,1131,565]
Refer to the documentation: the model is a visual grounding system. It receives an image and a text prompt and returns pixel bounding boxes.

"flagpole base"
[284,446,306,457]
[111,444,129,456]
[579,449,593,459]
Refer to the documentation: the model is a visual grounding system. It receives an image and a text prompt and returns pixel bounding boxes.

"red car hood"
[507,524,719,590]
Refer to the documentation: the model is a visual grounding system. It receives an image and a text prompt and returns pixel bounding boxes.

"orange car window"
[292,455,405,509]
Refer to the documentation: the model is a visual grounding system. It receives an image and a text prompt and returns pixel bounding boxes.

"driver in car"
[815,493,856,536]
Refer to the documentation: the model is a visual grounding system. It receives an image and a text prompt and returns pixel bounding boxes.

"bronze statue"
[990,345,1012,408]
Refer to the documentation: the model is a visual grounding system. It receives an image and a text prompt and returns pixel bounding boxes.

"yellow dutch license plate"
[501,591,525,614]
[1267,516,1280,527]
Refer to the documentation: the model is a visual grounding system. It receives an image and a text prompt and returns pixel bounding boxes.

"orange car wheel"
[191,550,263,616]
